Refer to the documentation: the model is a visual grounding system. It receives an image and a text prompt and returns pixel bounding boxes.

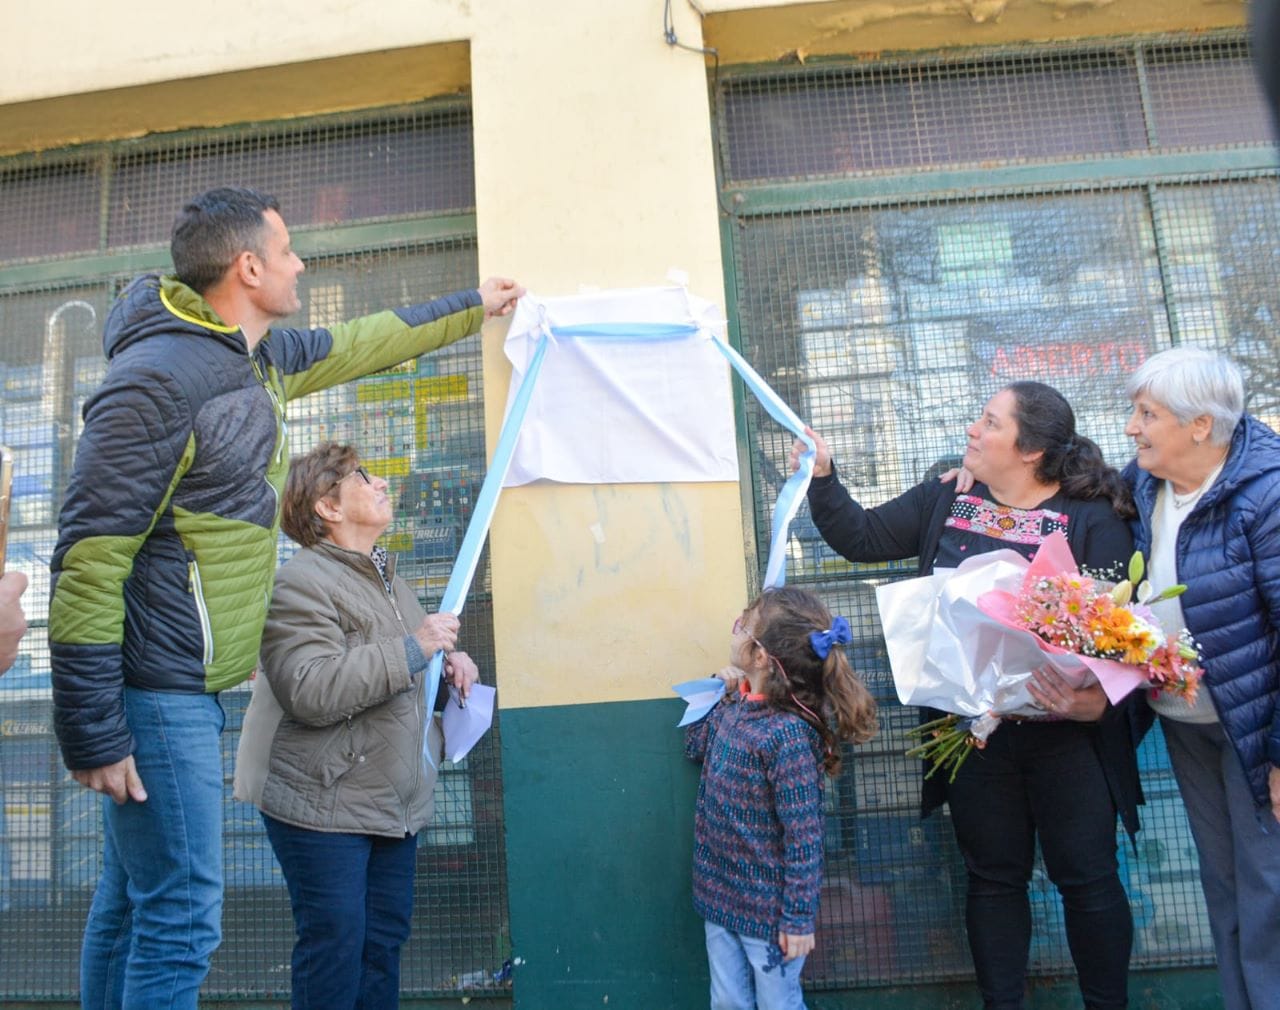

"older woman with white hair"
[1123,345,1280,1010]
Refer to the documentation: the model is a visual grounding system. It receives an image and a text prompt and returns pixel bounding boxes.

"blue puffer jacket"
[1126,415,1280,813]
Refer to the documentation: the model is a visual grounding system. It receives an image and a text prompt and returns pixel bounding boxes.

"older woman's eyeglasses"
[325,464,372,497]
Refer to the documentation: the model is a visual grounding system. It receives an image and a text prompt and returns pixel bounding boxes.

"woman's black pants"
[946,720,1132,1009]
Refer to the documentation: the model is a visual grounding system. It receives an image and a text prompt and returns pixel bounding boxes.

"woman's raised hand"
[790,426,833,477]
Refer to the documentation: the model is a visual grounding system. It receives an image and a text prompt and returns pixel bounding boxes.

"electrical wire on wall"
[663,0,719,70]
[662,0,737,221]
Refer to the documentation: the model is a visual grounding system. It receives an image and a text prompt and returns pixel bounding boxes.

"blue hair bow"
[809,616,852,659]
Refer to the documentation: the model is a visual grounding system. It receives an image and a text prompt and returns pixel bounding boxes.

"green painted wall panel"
[500,697,710,1010]
[497,699,1224,1009]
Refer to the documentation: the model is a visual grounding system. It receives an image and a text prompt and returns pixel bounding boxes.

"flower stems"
[904,714,987,782]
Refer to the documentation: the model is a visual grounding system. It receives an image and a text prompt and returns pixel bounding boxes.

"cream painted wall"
[0,0,476,104]
[470,0,748,709]
[2,1,1243,123]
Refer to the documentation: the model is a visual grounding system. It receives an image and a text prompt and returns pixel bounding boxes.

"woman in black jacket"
[793,381,1138,1010]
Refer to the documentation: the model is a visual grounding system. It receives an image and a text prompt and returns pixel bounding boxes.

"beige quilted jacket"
[257,540,443,837]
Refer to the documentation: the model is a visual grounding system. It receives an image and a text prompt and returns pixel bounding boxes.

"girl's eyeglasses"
[732,611,826,733]
[734,614,783,677]
[732,615,771,655]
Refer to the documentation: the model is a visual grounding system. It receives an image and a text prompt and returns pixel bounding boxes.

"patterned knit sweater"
[685,697,825,940]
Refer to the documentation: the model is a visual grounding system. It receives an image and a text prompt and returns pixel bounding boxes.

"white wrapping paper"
[875,548,1131,721]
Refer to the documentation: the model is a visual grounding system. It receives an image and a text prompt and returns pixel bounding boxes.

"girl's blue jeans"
[705,921,808,1010]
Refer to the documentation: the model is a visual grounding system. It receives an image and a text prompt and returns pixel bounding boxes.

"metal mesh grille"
[1144,41,1274,148]
[107,112,475,250]
[719,33,1271,990]
[1156,179,1280,425]
[0,163,102,263]
[720,34,1272,183]
[0,105,475,266]
[0,104,510,1001]
[0,285,106,997]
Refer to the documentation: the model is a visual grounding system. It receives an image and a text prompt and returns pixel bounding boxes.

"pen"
[445,651,465,707]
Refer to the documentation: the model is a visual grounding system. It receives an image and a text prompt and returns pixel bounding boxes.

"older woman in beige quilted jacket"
[252,441,477,1010]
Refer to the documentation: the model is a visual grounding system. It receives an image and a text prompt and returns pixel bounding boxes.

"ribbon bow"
[809,616,852,659]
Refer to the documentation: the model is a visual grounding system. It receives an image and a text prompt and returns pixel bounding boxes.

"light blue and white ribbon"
[422,330,549,763]
[709,333,815,590]
[423,319,813,763]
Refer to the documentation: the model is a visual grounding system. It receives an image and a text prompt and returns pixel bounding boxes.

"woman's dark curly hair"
[1005,381,1135,519]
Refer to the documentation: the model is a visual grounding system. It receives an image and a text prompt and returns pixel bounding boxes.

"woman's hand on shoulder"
[1027,667,1107,721]
[938,465,975,493]
[1269,765,1280,825]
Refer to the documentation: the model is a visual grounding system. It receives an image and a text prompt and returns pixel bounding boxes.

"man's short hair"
[170,187,281,295]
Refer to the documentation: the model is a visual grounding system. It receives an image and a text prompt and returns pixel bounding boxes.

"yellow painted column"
[468,3,746,1006]
[471,3,746,710]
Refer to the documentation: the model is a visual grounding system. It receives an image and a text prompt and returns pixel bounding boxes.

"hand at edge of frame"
[73,755,148,805]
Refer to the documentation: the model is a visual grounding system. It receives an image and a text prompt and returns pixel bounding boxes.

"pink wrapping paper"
[976,531,1146,705]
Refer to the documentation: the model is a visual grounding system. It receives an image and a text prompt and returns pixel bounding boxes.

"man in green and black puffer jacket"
[49,185,522,1010]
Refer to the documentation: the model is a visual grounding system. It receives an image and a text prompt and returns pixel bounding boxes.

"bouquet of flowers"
[879,531,1202,781]
[1003,554,1202,701]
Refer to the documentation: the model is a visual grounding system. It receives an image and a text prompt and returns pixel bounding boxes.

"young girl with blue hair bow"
[685,586,878,1010]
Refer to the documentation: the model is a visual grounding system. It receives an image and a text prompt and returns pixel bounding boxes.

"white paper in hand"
[441,683,496,763]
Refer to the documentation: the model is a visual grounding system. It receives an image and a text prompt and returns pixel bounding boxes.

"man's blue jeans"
[704,921,808,1010]
[262,814,419,1010]
[79,686,225,1010]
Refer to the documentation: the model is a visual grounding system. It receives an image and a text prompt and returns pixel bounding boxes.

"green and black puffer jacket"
[50,274,483,770]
